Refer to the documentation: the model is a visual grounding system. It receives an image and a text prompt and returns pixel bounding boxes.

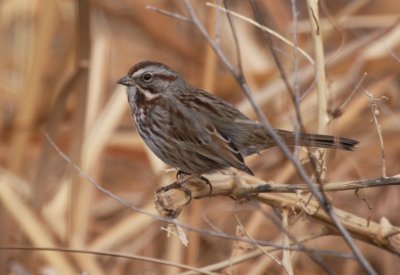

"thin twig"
[257,205,333,275]
[146,5,192,23]
[355,188,372,227]
[180,231,348,275]
[290,0,302,158]
[280,209,294,275]
[0,246,218,275]
[234,214,290,275]
[329,72,367,121]
[206,2,314,64]
[307,0,328,183]
[222,0,242,72]
[250,0,305,135]
[364,91,388,178]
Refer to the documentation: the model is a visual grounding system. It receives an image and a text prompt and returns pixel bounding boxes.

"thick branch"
[155,175,400,256]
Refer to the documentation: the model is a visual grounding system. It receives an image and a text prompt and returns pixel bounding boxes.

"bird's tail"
[240,128,359,156]
[275,129,359,151]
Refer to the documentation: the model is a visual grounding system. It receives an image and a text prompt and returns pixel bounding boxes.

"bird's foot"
[156,171,193,205]
[177,171,212,194]
[199,175,212,194]
[156,171,213,205]
[156,180,193,205]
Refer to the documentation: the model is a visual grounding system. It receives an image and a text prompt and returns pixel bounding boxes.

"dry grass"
[0,0,400,274]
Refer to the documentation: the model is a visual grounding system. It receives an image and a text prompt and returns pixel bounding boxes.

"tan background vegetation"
[0,0,399,274]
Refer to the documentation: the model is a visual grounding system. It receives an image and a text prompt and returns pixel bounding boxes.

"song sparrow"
[117,61,358,177]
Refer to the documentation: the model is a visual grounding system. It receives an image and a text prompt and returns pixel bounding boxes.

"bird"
[117,61,358,180]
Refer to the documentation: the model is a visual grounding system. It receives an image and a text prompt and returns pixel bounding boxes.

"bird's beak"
[117,75,134,86]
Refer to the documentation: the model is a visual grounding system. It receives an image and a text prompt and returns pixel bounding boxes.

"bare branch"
[250,0,305,135]
[0,246,218,275]
[155,175,400,256]
[180,230,344,275]
[145,5,192,23]
[364,91,388,178]
[206,2,314,64]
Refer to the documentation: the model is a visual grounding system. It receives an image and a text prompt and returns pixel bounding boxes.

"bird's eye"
[142,73,153,82]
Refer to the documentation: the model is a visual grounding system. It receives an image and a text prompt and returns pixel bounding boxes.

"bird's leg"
[178,171,212,194]
[176,170,187,181]
[156,170,193,204]
[156,171,213,205]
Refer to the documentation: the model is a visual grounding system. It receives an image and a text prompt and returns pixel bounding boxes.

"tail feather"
[236,126,359,156]
[275,129,359,151]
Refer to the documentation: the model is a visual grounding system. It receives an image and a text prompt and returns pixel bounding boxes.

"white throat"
[137,86,162,101]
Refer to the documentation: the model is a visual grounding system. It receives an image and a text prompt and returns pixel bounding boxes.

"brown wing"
[169,109,253,175]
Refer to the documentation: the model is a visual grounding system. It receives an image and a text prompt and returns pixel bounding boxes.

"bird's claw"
[156,172,213,205]
[176,170,213,195]
[199,176,213,194]
[156,180,193,205]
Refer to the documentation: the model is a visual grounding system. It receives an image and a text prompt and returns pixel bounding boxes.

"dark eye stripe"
[153,73,177,81]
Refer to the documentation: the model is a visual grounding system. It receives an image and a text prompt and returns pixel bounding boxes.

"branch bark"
[155,174,400,256]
